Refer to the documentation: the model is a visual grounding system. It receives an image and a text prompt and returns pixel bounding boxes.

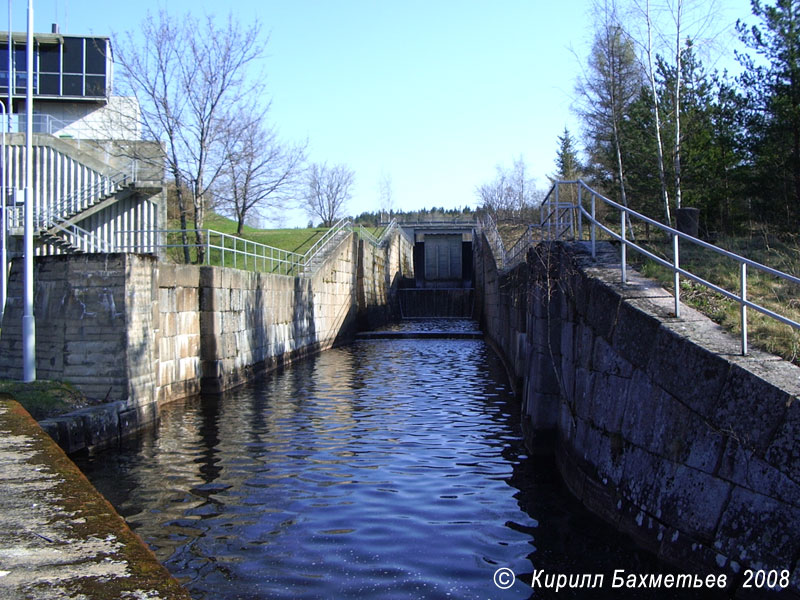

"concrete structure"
[0,228,414,454]
[1,31,140,139]
[3,133,164,257]
[0,396,190,599]
[475,235,800,596]
[0,28,161,264]
[400,221,474,289]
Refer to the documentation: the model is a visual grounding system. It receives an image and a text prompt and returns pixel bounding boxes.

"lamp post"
[22,0,34,382]
[1,101,6,328]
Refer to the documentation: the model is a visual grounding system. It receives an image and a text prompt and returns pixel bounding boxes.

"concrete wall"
[4,134,164,256]
[356,232,414,330]
[475,236,800,595]
[0,229,414,452]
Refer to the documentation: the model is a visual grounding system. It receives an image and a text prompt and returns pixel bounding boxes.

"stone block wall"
[475,236,800,595]
[0,254,156,402]
[156,264,201,402]
[356,233,414,330]
[198,234,361,394]
[0,228,414,452]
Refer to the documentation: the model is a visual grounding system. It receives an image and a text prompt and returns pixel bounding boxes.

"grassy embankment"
[634,230,800,365]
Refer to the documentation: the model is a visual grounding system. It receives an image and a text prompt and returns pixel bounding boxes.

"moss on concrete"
[0,379,92,420]
[0,397,191,599]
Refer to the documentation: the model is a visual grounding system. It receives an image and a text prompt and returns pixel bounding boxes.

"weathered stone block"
[646,326,729,419]
[651,463,731,542]
[718,438,800,508]
[174,264,200,288]
[716,486,800,570]
[589,372,630,432]
[75,402,123,449]
[714,362,793,456]
[612,300,662,371]
[765,397,800,484]
[158,262,176,287]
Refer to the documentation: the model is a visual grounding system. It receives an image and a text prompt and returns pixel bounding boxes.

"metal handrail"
[51,220,112,253]
[39,168,131,230]
[476,212,506,269]
[301,217,352,270]
[558,179,800,356]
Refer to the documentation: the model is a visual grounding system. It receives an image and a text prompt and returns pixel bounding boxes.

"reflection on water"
[77,323,712,599]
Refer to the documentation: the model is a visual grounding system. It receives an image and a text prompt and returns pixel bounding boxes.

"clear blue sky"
[10,0,754,227]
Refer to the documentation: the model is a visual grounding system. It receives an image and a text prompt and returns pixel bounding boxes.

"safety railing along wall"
[553,180,800,356]
[476,213,507,270]
[114,219,406,278]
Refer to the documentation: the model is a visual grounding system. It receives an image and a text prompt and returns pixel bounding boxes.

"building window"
[62,37,83,74]
[1,35,109,100]
[85,39,106,74]
[39,43,60,72]
[63,74,82,96]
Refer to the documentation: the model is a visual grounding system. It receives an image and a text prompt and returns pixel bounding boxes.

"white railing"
[37,167,131,230]
[302,218,353,269]
[8,113,74,136]
[560,179,800,356]
[5,164,134,250]
[50,220,113,254]
[113,219,407,277]
[476,212,507,270]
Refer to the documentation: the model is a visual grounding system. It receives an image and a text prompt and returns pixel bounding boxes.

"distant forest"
[353,206,475,227]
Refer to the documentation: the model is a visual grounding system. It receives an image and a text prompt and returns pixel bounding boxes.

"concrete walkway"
[0,396,190,600]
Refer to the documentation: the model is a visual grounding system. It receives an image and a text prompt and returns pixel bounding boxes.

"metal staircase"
[7,167,133,254]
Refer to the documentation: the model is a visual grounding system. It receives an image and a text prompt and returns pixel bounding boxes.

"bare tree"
[378,171,394,217]
[671,0,684,212]
[216,109,307,234]
[116,10,267,262]
[477,156,540,221]
[643,0,673,224]
[304,163,355,227]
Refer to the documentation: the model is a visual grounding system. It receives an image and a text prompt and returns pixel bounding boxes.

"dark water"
[77,321,716,599]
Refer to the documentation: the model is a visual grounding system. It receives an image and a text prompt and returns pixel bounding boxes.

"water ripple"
[78,323,708,599]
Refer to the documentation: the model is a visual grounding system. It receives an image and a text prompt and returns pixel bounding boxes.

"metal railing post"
[673,232,681,318]
[591,193,596,258]
[205,233,210,265]
[620,208,627,283]
[741,262,748,355]
[577,185,583,241]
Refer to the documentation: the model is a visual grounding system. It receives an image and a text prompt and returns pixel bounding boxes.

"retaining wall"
[475,236,800,596]
[0,230,413,453]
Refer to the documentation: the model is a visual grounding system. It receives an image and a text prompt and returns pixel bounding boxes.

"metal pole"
[673,232,681,318]
[22,0,34,382]
[8,0,12,133]
[554,183,559,241]
[620,207,627,284]
[590,193,596,259]
[577,184,582,241]
[741,262,748,356]
[1,102,6,326]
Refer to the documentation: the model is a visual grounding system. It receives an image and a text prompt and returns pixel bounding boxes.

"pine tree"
[737,0,800,224]
[555,127,583,181]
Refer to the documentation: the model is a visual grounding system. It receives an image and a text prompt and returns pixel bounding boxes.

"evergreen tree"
[554,127,583,180]
[737,0,800,225]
